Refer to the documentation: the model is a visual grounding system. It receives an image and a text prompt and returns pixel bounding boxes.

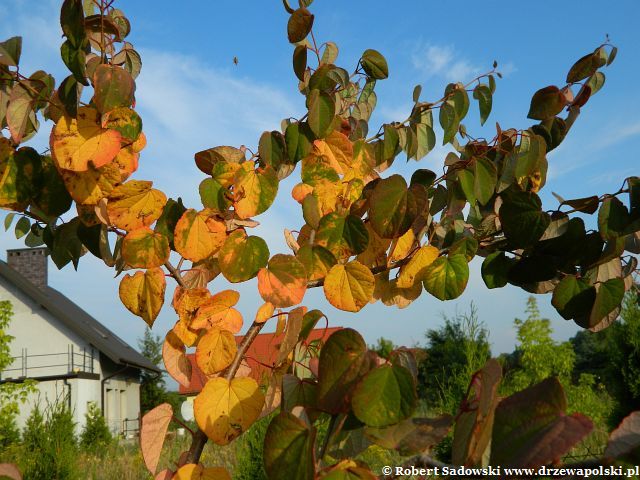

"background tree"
[138,328,167,414]
[0,0,639,477]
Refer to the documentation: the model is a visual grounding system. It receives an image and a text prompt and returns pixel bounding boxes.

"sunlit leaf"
[323,261,374,312]
[316,212,369,259]
[257,254,308,307]
[104,106,142,143]
[527,86,565,120]
[360,49,388,80]
[397,245,438,289]
[121,227,170,268]
[174,464,231,480]
[287,7,314,43]
[174,209,227,263]
[119,267,166,327]
[368,175,417,239]
[92,64,135,114]
[107,180,167,231]
[422,254,468,301]
[233,162,278,219]
[295,244,336,281]
[194,377,264,445]
[51,107,121,171]
[196,327,238,375]
[218,230,269,283]
[472,84,492,125]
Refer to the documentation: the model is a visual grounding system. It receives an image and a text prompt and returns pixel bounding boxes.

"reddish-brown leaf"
[140,403,173,475]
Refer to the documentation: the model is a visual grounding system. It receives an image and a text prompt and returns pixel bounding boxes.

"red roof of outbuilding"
[179,327,342,395]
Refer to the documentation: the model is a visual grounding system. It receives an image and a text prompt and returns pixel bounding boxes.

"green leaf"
[352,364,416,427]
[0,37,22,67]
[4,213,15,231]
[60,0,85,48]
[577,278,625,329]
[360,49,388,80]
[439,101,457,145]
[321,42,338,65]
[410,169,436,189]
[259,130,287,172]
[499,187,551,248]
[264,412,315,480]
[566,52,606,83]
[586,71,606,95]
[57,75,83,118]
[411,123,435,160]
[491,378,592,467]
[607,46,618,66]
[154,198,186,250]
[423,254,469,301]
[472,84,492,126]
[307,89,335,138]
[551,275,595,320]
[218,230,269,283]
[527,86,565,120]
[481,252,515,289]
[199,178,230,212]
[293,45,307,81]
[459,157,497,206]
[285,122,313,164]
[315,212,369,258]
[14,216,30,239]
[448,236,478,262]
[92,64,135,114]
[32,155,73,218]
[598,197,629,240]
[295,244,336,282]
[317,328,368,414]
[60,39,88,85]
[287,7,314,43]
[368,175,417,239]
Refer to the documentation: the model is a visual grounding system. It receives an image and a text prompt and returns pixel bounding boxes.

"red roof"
[179,327,342,395]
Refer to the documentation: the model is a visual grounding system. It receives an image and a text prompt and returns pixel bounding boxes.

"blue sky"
[1,1,639,364]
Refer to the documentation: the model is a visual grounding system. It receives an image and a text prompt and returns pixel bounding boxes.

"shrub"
[80,402,112,454]
[21,398,78,480]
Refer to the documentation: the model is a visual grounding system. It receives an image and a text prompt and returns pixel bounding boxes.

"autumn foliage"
[1,0,639,478]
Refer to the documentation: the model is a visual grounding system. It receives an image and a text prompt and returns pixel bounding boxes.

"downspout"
[63,378,72,411]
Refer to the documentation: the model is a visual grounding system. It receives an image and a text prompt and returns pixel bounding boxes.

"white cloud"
[412,44,480,82]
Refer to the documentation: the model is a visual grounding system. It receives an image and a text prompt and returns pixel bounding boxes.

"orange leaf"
[154,470,173,480]
[257,254,308,308]
[140,402,172,475]
[50,107,121,172]
[191,299,243,333]
[291,182,313,203]
[172,319,199,347]
[174,464,231,480]
[275,306,307,366]
[195,328,238,375]
[121,227,170,268]
[173,287,210,326]
[107,180,167,231]
[118,268,166,327]
[163,330,192,386]
[194,377,264,445]
[174,209,227,262]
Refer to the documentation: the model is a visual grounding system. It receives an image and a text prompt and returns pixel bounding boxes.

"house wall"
[0,276,100,379]
[0,276,143,436]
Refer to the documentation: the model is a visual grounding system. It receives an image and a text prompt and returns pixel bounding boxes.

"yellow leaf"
[233,163,278,219]
[107,180,167,231]
[291,182,314,203]
[397,245,439,289]
[194,377,264,445]
[174,209,227,263]
[196,328,237,375]
[172,319,198,347]
[118,268,166,327]
[389,229,416,262]
[60,162,121,205]
[323,261,374,312]
[50,107,121,171]
[257,254,308,308]
[121,227,170,268]
[162,330,192,387]
[174,464,231,480]
[382,278,422,309]
[255,302,275,324]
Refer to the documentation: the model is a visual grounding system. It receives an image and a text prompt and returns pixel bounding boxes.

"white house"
[0,247,160,436]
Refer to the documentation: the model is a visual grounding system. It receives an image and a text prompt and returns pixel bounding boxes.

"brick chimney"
[7,247,48,289]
